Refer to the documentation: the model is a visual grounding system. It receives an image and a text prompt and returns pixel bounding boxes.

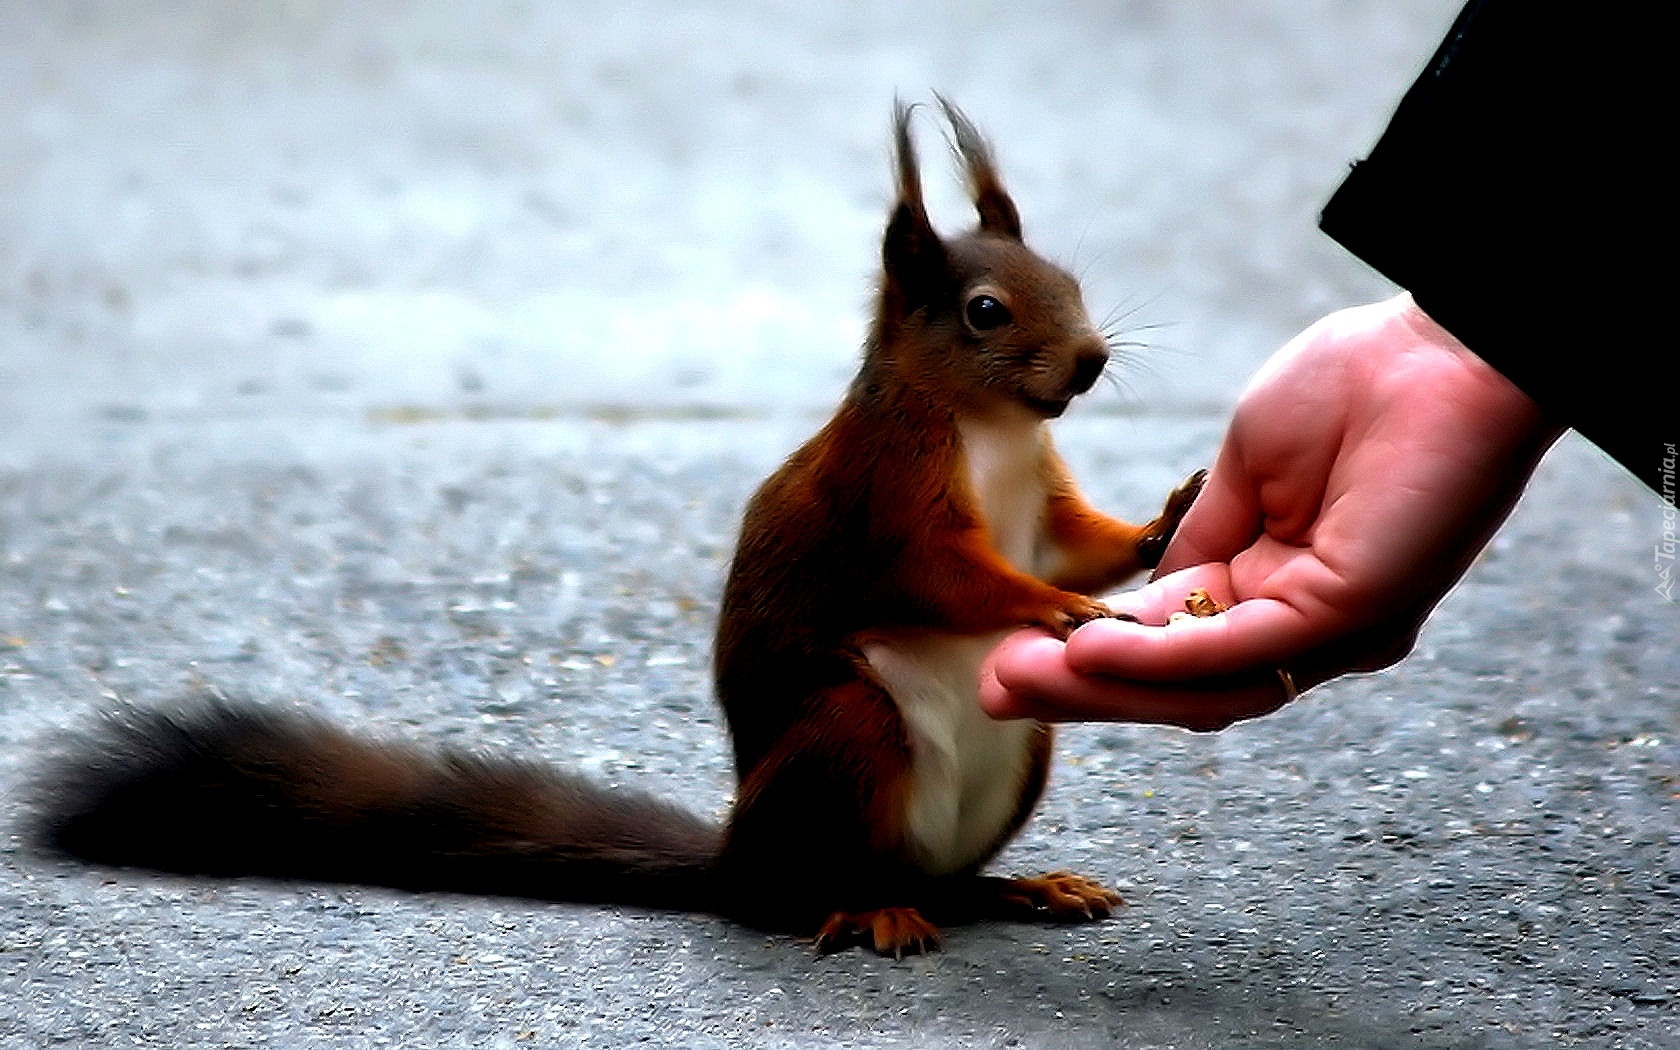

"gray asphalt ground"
[2,3,1676,1048]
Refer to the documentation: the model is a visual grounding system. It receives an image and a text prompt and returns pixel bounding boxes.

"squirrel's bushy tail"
[33,700,723,912]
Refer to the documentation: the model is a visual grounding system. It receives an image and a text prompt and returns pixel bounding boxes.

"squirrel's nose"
[1068,346,1110,395]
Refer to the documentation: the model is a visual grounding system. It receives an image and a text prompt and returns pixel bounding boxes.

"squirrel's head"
[866,98,1109,420]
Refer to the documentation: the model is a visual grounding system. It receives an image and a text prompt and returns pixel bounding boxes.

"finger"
[1103,563,1240,624]
[978,630,1066,718]
[1151,444,1260,578]
[987,649,1295,730]
[1063,593,1317,682]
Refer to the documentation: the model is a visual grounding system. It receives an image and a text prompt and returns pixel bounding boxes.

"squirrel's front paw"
[1040,595,1120,638]
[1136,468,1207,569]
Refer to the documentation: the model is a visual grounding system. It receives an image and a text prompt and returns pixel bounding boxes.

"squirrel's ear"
[882,100,950,313]
[938,95,1022,241]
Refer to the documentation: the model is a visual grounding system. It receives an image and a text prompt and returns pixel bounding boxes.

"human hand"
[981,295,1562,730]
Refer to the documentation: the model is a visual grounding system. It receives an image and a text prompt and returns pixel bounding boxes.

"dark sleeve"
[1319,0,1670,495]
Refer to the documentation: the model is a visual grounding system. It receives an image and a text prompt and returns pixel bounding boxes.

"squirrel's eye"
[965,294,1012,331]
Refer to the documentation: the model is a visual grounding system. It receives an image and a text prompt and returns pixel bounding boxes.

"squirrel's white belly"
[862,632,1038,877]
[861,414,1053,876]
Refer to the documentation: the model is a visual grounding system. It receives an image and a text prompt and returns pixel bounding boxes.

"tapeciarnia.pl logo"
[1658,442,1677,605]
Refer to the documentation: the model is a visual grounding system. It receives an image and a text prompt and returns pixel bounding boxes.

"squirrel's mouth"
[1019,344,1107,417]
[1021,393,1072,418]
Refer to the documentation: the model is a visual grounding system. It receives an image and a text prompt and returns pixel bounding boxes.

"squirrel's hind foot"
[813,906,943,959]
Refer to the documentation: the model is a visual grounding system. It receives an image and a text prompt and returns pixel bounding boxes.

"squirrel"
[33,99,1204,958]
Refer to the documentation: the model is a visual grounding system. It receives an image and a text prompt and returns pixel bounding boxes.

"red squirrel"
[35,100,1203,957]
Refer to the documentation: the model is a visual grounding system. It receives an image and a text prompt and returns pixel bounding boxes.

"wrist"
[1391,294,1564,452]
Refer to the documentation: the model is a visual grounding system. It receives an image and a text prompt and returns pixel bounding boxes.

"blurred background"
[1,0,1463,436]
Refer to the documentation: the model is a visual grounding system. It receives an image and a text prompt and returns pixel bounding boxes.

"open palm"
[981,296,1560,730]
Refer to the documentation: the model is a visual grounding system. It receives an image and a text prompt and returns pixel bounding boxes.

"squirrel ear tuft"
[936,94,1022,241]
[882,100,950,314]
